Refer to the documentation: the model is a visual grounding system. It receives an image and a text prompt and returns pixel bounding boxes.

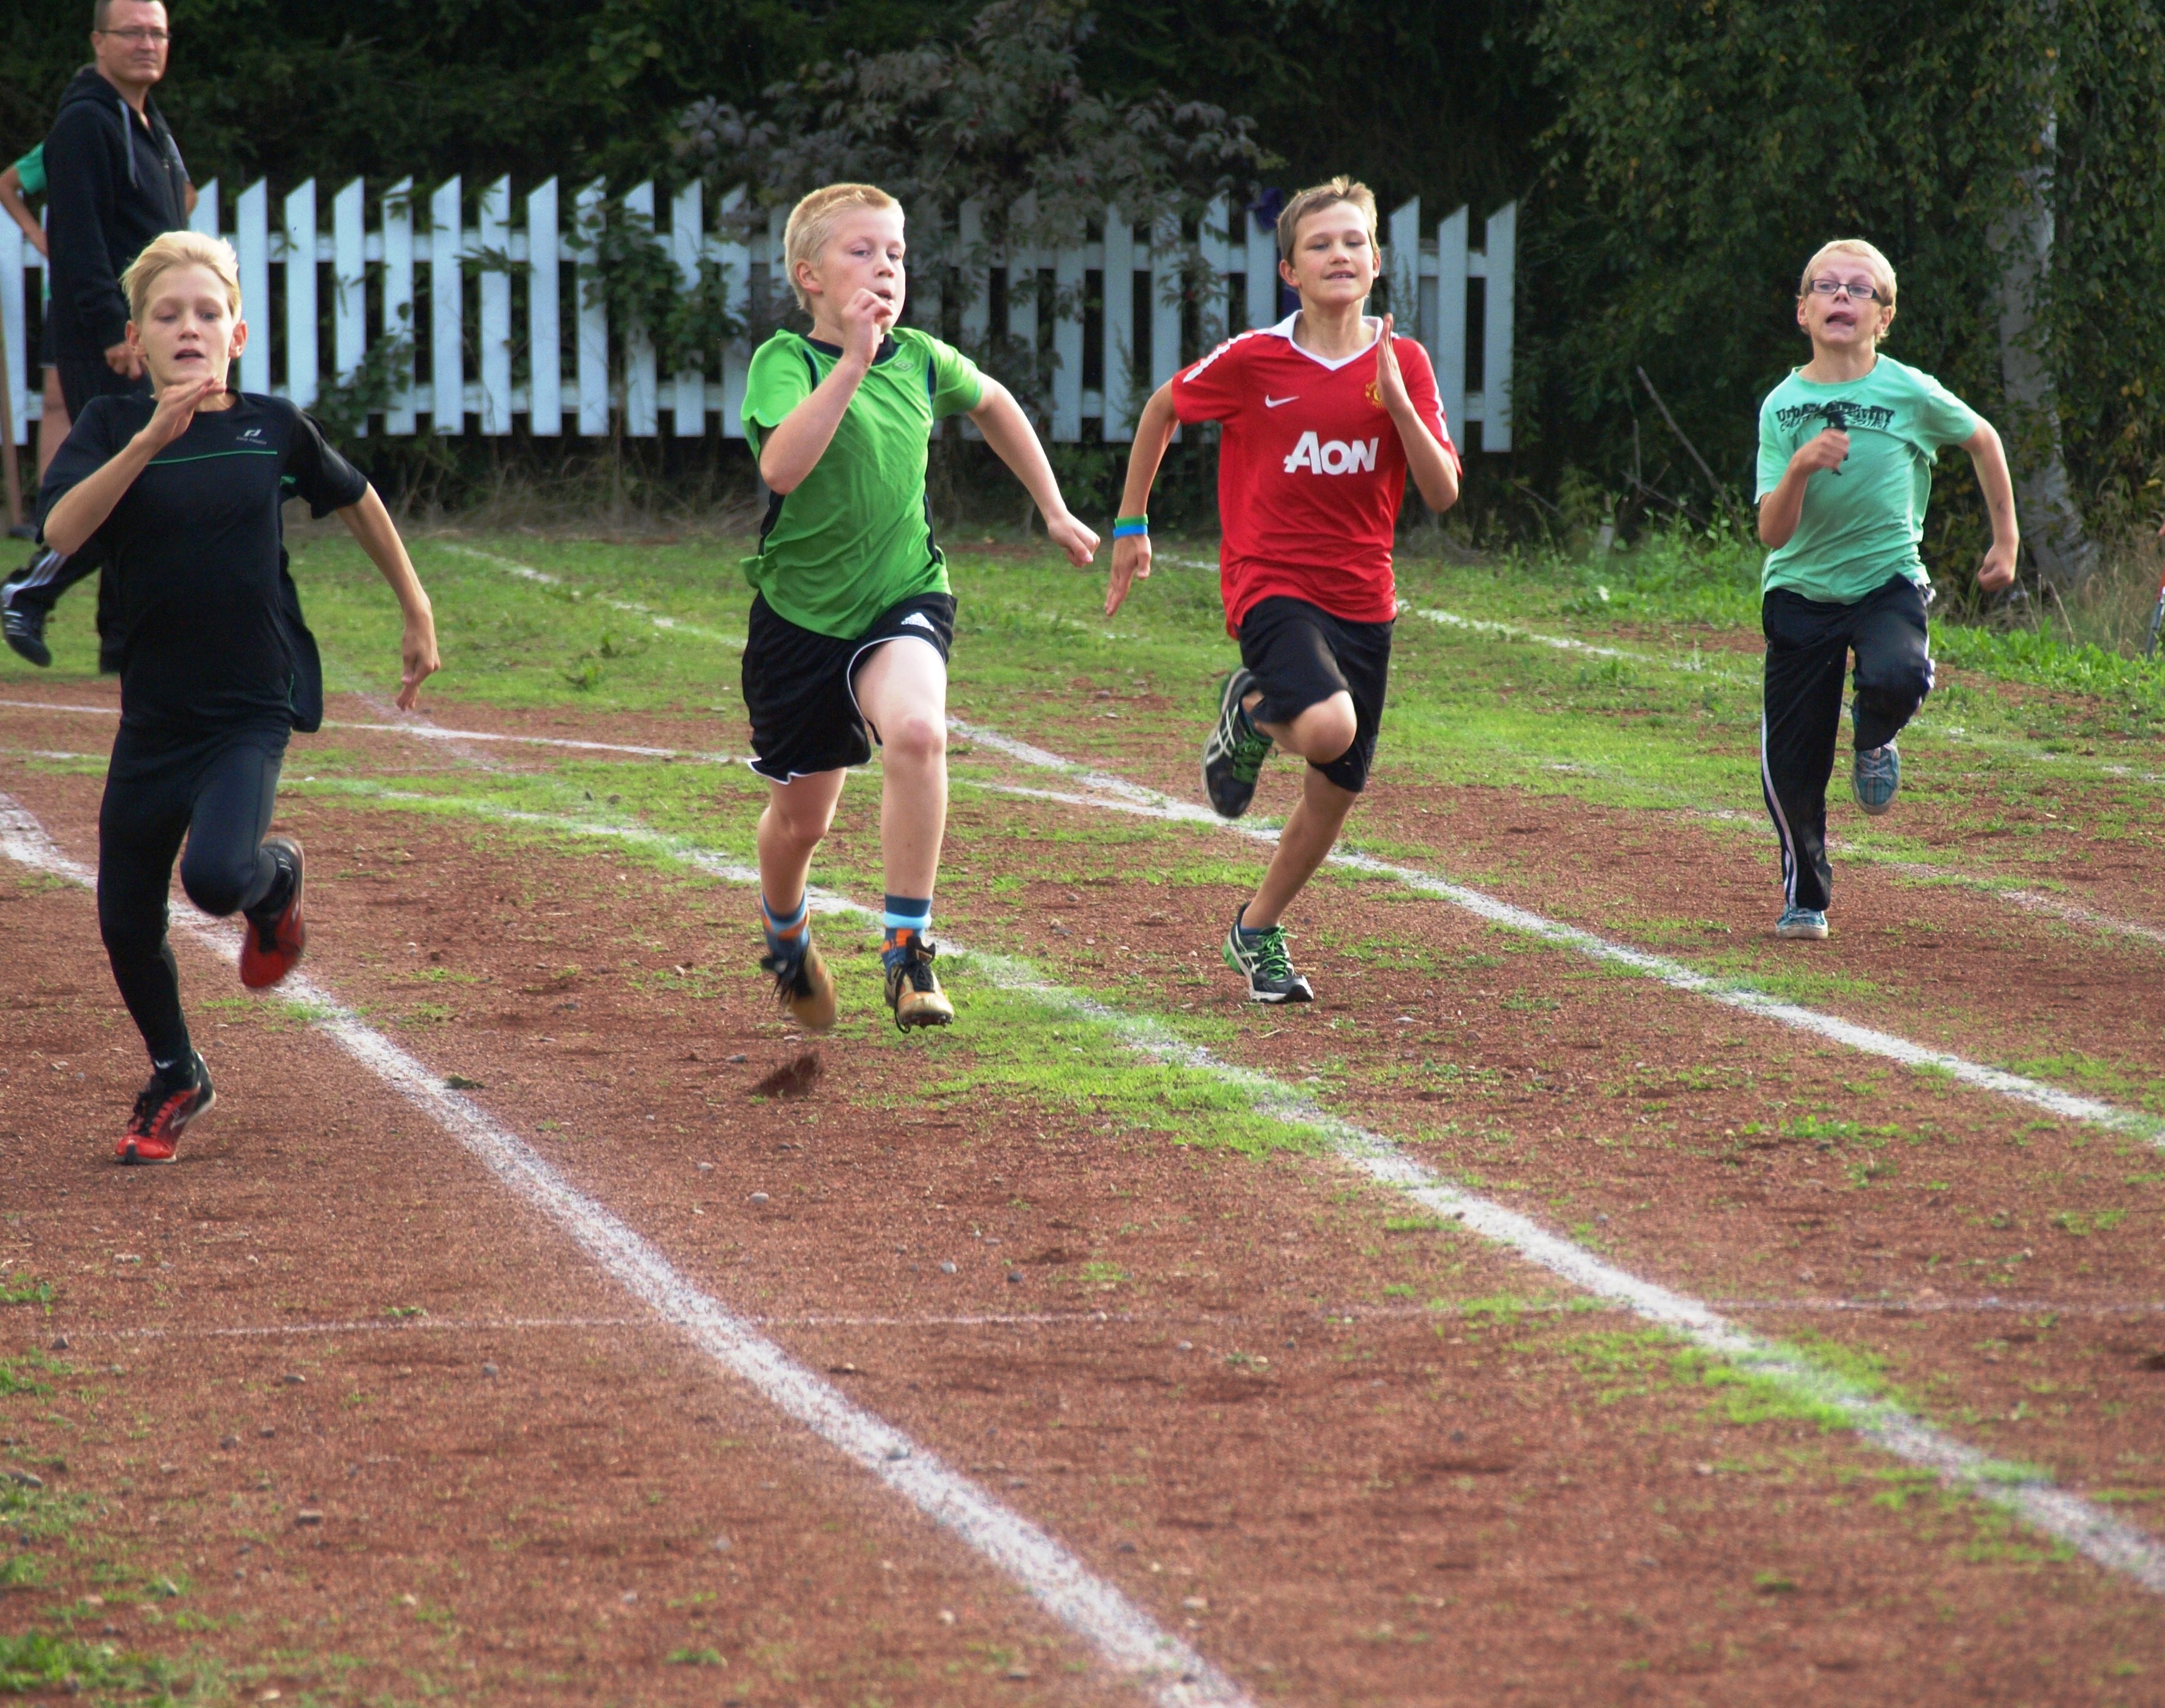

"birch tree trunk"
[1992,14,2098,590]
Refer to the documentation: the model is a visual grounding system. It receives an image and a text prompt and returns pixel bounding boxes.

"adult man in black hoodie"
[4,0,189,668]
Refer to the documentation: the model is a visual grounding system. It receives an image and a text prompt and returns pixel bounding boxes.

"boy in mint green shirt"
[1754,238,2017,941]
[740,182,1096,1032]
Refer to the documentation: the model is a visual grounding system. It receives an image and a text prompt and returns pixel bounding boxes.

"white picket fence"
[0,177,1514,451]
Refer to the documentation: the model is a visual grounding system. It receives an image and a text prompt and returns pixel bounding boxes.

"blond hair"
[1798,238,1897,340]
[782,183,901,312]
[1276,176,1379,264]
[122,230,242,323]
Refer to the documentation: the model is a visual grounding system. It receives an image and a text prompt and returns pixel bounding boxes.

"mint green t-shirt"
[12,144,44,198]
[742,326,984,640]
[1754,356,1980,605]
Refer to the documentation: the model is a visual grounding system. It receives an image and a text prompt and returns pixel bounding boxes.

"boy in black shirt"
[40,231,440,1164]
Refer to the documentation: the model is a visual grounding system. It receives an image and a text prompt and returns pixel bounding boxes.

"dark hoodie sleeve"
[44,99,130,354]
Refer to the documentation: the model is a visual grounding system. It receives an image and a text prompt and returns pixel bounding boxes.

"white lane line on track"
[32,724,2165,1162]
[1411,605,2165,785]
[328,722,737,763]
[0,697,735,765]
[946,726,2165,1146]
[46,1297,2165,1347]
[1865,856,2165,950]
[59,1311,1134,1343]
[434,542,747,649]
[0,698,119,716]
[0,793,1247,1708]
[275,777,2165,1595]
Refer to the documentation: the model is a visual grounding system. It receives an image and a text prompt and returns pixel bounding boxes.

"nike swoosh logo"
[1264,395,1300,408]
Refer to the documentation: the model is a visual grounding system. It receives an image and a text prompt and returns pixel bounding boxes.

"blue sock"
[882,893,931,964]
[1237,905,1272,941]
[762,893,808,960]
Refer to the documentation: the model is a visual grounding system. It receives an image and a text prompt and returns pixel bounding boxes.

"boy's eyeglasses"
[1808,278,1882,303]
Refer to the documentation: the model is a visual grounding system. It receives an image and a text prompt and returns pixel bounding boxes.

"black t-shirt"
[39,392,367,733]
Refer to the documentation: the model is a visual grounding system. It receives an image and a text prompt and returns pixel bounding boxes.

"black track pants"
[3,547,97,619]
[97,723,289,1069]
[1759,575,1933,913]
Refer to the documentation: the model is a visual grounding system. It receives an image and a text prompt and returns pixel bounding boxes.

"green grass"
[0,1630,199,1702]
[0,1273,54,1306]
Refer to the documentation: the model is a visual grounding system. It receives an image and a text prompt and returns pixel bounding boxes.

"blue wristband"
[1112,520,1149,540]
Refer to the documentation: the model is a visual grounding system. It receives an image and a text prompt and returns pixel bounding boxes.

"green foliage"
[1524,0,2165,543]
[679,0,1273,254]
[0,0,824,189]
[1933,619,2165,714]
[574,199,745,376]
[311,324,418,446]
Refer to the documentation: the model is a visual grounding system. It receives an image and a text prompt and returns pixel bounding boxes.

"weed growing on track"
[0,1629,200,1702]
[0,1272,54,1306]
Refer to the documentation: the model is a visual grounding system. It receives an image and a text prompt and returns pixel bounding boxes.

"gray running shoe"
[1775,905,1829,941]
[1222,912,1314,1003]
[1201,670,1274,818]
[1852,742,1900,815]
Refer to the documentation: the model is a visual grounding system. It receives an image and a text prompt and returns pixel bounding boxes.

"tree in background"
[677,0,1268,263]
[676,0,1272,435]
[1525,0,2165,587]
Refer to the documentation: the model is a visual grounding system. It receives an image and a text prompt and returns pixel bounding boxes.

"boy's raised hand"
[840,286,896,369]
[1374,313,1411,415]
[1791,426,1850,476]
[1106,532,1150,616]
[1046,509,1099,569]
[138,374,226,453]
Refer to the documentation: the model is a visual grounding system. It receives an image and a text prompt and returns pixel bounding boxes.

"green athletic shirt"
[741,326,984,639]
[11,144,44,197]
[1754,356,1980,605]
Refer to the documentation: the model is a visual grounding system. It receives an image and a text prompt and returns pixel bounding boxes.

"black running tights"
[1759,574,1933,913]
[98,724,288,1069]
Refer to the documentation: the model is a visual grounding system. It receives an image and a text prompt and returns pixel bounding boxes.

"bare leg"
[1243,690,1360,930]
[1244,765,1360,929]
[755,769,846,916]
[853,637,950,900]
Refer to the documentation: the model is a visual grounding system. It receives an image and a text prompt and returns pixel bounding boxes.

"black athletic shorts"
[742,590,956,783]
[1236,594,1393,793]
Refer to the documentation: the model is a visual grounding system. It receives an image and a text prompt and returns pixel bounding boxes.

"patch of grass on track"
[0,1371,223,1706]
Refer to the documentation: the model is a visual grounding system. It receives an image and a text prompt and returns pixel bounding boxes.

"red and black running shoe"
[240,837,305,990]
[117,1057,215,1166]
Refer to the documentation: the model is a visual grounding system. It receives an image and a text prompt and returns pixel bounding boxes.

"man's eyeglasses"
[1808,278,1882,303]
[97,27,170,44]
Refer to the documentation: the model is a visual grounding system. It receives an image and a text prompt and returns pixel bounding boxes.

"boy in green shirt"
[740,182,1096,1030]
[1755,238,2018,940]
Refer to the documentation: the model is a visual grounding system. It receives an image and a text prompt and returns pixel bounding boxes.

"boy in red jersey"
[1107,177,1461,1002]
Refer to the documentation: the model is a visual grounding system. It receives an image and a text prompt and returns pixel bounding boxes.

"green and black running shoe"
[1222,911,1314,1004]
[1201,669,1274,818]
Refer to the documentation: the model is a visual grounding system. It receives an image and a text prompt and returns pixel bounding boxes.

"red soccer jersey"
[1171,314,1458,634]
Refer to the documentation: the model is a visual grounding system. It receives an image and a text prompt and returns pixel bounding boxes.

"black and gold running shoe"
[883,938,955,1031]
[760,936,838,1033]
[1201,669,1274,818]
